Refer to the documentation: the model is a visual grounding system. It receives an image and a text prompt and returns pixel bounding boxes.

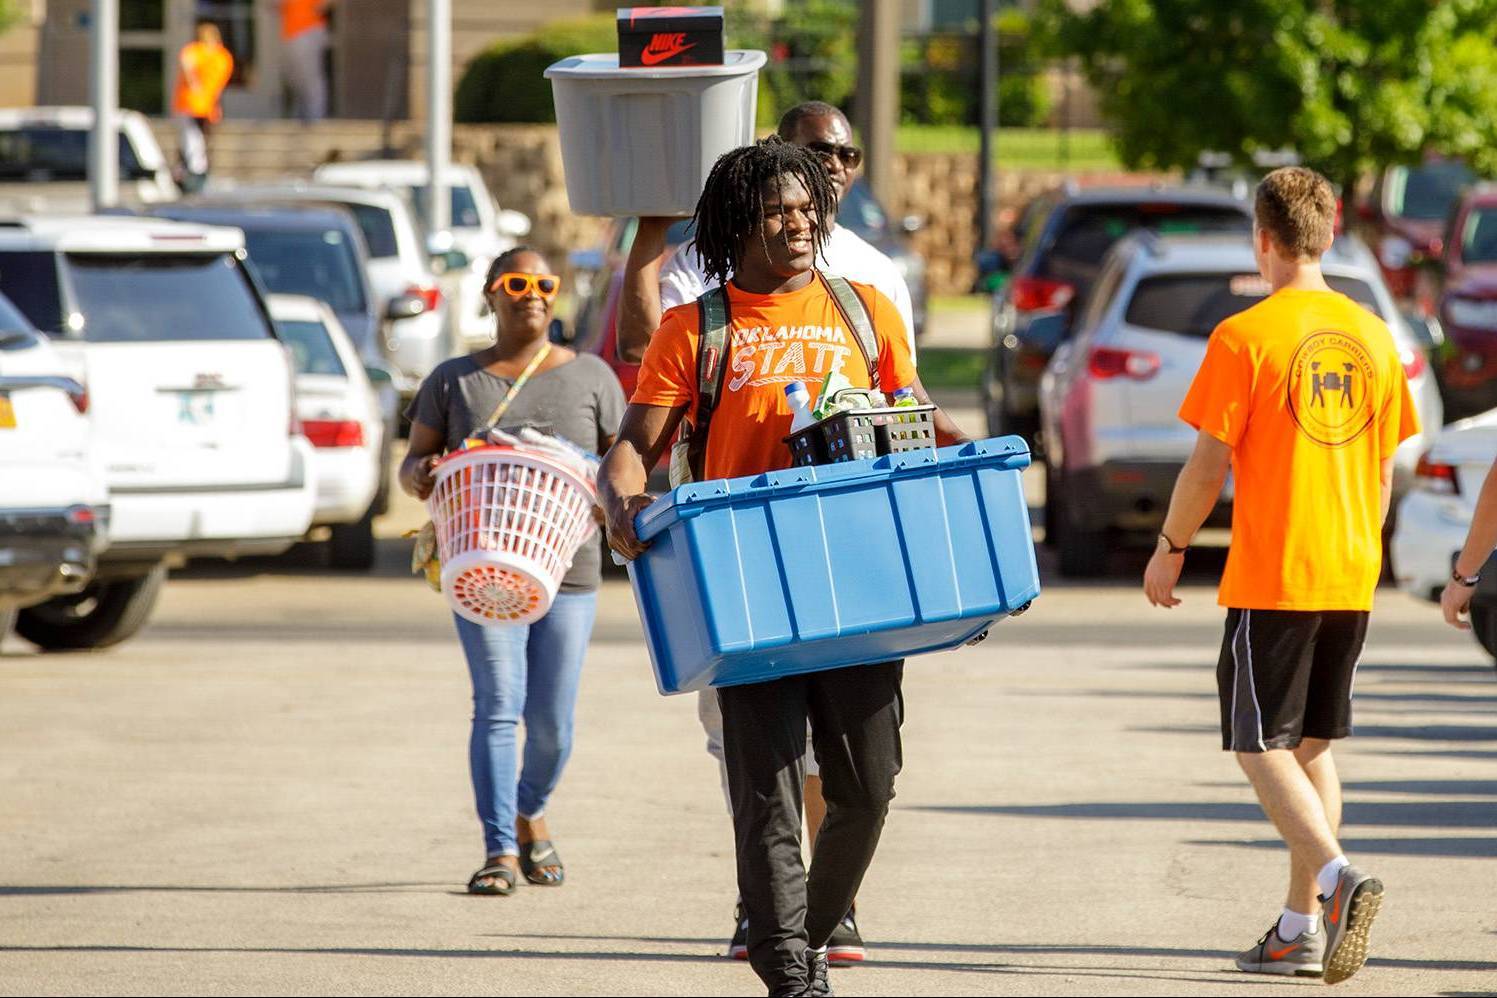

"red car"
[1433,184,1497,420]
[1358,157,1475,306]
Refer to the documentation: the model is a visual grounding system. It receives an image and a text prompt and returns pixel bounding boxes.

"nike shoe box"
[617,6,724,68]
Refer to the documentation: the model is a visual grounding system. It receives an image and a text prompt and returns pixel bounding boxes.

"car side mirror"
[386,294,426,320]
[497,209,532,239]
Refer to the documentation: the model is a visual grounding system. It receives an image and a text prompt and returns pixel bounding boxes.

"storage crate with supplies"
[786,404,937,466]
[626,438,1040,694]
[544,50,766,217]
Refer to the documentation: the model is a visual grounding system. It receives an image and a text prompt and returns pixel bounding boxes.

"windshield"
[0,127,152,182]
[1125,273,1380,337]
[62,253,272,342]
[276,318,346,376]
[342,203,399,258]
[1386,161,1474,221]
[1044,204,1251,274]
[243,228,366,313]
[409,184,482,230]
[1459,207,1497,264]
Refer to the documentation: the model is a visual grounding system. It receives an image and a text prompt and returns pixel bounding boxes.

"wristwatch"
[1159,532,1188,555]
[1452,567,1482,588]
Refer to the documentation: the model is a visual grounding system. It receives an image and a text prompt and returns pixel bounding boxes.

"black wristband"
[1159,532,1187,555]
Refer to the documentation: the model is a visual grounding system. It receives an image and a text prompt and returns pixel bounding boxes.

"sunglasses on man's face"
[489,272,561,300]
[805,141,863,170]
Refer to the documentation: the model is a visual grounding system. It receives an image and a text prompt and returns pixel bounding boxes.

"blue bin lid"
[634,436,1032,543]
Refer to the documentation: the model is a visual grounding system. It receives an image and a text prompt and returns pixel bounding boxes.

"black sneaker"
[729,900,749,960]
[807,946,834,996]
[826,908,865,965]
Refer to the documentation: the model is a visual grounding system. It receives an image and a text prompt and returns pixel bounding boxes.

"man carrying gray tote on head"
[615,100,918,966]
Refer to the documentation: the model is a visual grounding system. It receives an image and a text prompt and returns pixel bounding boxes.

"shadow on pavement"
[910,799,1497,828]
[0,882,448,896]
[1189,836,1497,859]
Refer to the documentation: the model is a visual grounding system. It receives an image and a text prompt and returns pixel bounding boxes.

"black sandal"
[467,861,518,896]
[519,840,565,886]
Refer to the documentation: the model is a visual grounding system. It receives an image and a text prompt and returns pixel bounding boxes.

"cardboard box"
[617,6,725,68]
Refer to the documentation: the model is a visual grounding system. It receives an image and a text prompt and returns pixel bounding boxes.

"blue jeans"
[453,590,597,858]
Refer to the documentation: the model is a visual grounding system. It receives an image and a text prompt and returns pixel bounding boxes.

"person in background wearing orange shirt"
[1144,167,1419,985]
[171,21,233,193]
[280,0,333,123]
[600,138,966,998]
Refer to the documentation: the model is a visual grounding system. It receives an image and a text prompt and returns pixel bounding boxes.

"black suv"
[982,186,1253,451]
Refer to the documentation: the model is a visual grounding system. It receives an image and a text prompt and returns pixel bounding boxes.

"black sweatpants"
[718,660,905,995]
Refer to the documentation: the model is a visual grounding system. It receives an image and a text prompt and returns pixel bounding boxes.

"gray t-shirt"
[405,351,626,592]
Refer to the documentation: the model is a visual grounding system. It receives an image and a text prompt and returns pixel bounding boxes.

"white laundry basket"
[428,446,598,626]
[544,49,767,217]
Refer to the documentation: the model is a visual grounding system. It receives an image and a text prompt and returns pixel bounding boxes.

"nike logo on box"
[640,32,697,65]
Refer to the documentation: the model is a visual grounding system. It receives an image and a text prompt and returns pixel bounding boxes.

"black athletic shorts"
[1216,608,1369,752]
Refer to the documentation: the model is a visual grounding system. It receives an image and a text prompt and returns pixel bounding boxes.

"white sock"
[1316,855,1349,898]
[1277,907,1319,940]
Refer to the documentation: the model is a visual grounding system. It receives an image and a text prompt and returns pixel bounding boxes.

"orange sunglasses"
[488,272,561,300]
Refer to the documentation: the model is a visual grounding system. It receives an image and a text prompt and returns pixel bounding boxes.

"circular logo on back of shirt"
[1285,329,1379,448]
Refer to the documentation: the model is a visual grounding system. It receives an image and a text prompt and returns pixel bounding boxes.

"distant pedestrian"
[171,22,234,193]
[1143,167,1420,983]
[399,246,626,896]
[280,0,333,123]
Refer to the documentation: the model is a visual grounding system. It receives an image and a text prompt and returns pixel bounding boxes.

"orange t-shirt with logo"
[632,274,916,480]
[172,41,234,120]
[1179,288,1420,611]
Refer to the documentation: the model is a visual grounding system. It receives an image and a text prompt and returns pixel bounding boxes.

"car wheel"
[15,564,166,651]
[329,507,377,571]
[1055,475,1110,578]
[1469,602,1497,669]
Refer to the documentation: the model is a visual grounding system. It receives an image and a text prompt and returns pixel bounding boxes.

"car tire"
[329,507,377,571]
[15,564,166,651]
[1055,477,1110,577]
[1469,602,1497,669]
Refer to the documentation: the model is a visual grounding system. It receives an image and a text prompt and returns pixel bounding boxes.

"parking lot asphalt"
[3,445,1496,996]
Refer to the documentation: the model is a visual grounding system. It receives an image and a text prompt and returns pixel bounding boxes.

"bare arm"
[909,375,971,447]
[1441,456,1497,628]
[1143,431,1233,608]
[598,402,688,560]
[398,420,445,501]
[616,218,678,365]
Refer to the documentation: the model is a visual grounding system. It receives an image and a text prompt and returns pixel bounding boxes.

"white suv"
[1039,232,1444,576]
[0,216,316,644]
[0,107,178,212]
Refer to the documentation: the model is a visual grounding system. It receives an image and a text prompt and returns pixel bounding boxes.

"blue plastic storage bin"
[626,437,1041,694]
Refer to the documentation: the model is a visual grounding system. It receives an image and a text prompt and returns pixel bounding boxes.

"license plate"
[0,394,14,429]
[176,390,217,425]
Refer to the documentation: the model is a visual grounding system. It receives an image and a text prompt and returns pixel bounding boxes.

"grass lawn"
[930,292,988,315]
[916,346,987,391]
[897,126,1121,172]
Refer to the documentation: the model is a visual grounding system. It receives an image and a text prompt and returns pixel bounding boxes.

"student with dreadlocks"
[600,138,968,997]
[615,100,937,969]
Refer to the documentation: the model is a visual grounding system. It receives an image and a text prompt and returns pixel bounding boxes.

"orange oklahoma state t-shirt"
[1179,288,1420,611]
[632,273,916,480]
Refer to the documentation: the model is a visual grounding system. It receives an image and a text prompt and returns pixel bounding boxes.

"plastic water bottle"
[785,381,816,433]
[891,386,917,408]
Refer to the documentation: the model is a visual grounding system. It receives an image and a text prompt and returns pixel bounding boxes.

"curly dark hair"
[482,245,544,293]
[688,137,837,289]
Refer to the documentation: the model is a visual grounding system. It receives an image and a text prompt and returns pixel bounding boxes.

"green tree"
[1040,0,1497,193]
[455,14,616,124]
[733,0,860,126]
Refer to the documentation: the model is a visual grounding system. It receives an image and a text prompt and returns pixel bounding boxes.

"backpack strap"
[687,286,731,481]
[819,272,880,391]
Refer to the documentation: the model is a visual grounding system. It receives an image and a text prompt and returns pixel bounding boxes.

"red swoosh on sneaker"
[1267,941,1300,960]
[640,34,697,65]
[1328,883,1345,926]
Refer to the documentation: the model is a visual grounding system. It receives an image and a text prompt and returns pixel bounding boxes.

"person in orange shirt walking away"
[280,0,334,123]
[1143,167,1420,985]
[171,21,233,192]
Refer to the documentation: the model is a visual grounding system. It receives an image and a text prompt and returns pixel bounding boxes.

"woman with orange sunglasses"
[399,246,626,896]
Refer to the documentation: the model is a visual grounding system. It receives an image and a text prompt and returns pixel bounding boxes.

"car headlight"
[1445,297,1497,331]
[1379,235,1414,270]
